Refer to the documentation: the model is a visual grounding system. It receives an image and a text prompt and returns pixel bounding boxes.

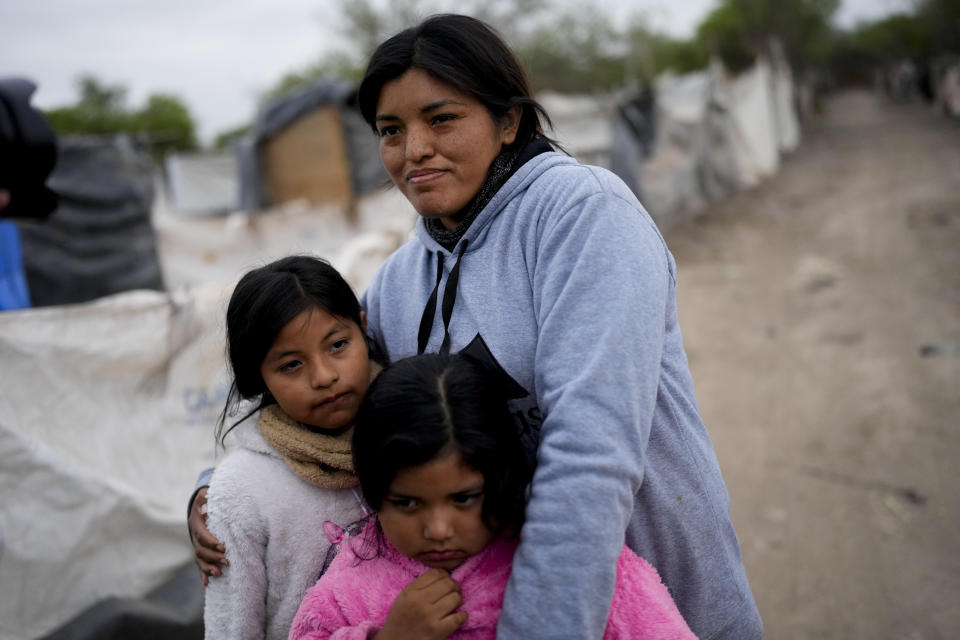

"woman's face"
[375,68,520,228]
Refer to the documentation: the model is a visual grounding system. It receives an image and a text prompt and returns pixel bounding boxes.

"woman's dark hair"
[353,353,532,539]
[216,255,364,445]
[357,13,553,150]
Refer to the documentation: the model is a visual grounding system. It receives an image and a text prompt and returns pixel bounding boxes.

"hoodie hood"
[414,151,578,256]
[410,152,579,355]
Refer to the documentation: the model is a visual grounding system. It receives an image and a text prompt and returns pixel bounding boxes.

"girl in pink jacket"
[288,353,697,640]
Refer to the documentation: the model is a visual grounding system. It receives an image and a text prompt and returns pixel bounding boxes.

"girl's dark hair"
[216,255,364,445]
[357,13,553,150]
[353,353,532,538]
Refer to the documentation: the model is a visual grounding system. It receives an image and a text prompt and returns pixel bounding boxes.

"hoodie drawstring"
[417,252,444,355]
[417,240,468,355]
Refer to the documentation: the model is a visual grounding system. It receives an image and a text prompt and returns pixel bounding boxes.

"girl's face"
[374,68,520,229]
[259,307,369,430]
[379,449,493,571]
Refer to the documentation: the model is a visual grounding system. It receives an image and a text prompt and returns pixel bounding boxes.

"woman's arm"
[188,480,227,585]
[498,185,672,639]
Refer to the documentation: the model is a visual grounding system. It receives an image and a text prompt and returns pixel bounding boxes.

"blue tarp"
[0,221,30,310]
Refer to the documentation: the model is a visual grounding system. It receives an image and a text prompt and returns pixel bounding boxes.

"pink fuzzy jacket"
[288,520,697,640]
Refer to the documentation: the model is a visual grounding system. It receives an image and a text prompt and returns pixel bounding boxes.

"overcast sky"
[0,0,911,144]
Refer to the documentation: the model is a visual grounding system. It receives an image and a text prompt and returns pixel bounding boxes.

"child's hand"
[189,487,228,586]
[375,569,467,640]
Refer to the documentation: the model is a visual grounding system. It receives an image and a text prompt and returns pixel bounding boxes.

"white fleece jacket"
[203,417,367,640]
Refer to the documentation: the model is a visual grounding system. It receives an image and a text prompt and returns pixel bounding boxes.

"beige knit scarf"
[256,361,382,489]
[258,404,359,489]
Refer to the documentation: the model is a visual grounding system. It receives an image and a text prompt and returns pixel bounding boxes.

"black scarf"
[425,136,553,250]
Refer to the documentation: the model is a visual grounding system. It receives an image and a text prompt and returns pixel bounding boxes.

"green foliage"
[44,75,197,158]
[515,13,627,92]
[258,0,444,103]
[648,37,711,76]
[45,75,131,135]
[850,14,928,61]
[260,52,367,105]
[828,0,959,84]
[134,94,198,156]
[915,0,960,54]
[514,9,709,91]
[255,0,954,126]
[697,4,756,73]
[212,124,252,150]
[257,0,713,102]
[696,0,839,73]
[257,0,553,103]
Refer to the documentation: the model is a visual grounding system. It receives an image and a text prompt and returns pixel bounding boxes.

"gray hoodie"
[362,151,761,640]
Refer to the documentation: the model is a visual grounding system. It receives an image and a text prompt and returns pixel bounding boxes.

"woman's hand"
[189,487,228,586]
[374,569,467,640]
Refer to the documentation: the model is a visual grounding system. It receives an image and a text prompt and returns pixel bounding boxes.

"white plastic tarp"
[568,49,800,228]
[538,92,615,168]
[153,188,416,293]
[640,69,718,223]
[0,286,229,640]
[164,151,239,215]
[0,189,416,640]
[725,57,781,188]
[769,41,801,153]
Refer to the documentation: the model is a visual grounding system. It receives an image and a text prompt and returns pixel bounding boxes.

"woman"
[193,13,762,640]
[357,14,762,640]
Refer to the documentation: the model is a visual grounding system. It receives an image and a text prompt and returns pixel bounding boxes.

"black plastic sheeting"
[40,563,204,640]
[15,134,165,307]
[237,79,387,212]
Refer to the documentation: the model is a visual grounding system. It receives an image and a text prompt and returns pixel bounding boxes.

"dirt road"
[665,90,960,639]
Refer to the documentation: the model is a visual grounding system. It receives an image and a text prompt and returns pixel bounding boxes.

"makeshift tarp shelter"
[542,44,801,231]
[153,181,415,292]
[0,196,414,638]
[633,63,742,226]
[237,79,386,214]
[13,134,164,307]
[632,51,800,228]
[163,150,239,215]
[0,285,227,640]
[539,92,617,168]
[932,55,960,117]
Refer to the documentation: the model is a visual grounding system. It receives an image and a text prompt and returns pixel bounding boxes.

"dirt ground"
[663,90,960,639]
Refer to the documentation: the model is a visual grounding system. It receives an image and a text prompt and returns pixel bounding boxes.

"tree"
[134,94,198,157]
[45,75,197,159]
[45,75,131,135]
[259,0,440,103]
[515,13,628,93]
[826,0,958,88]
[213,124,252,150]
[696,0,839,73]
[259,0,553,102]
[915,0,960,55]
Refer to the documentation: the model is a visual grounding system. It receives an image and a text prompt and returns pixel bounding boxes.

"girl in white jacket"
[202,255,378,640]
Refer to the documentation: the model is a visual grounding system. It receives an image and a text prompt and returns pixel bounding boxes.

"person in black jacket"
[0,77,58,220]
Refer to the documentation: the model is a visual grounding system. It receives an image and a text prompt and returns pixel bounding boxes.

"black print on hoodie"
[459,333,544,458]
